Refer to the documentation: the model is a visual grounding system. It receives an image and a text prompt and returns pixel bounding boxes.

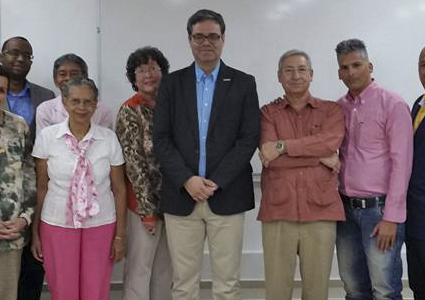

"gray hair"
[278,49,312,73]
[61,76,98,100]
[53,53,88,80]
[335,39,369,59]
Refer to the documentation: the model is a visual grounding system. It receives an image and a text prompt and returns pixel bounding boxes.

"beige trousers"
[123,210,172,300]
[165,201,245,300]
[0,248,23,300]
[262,220,336,300]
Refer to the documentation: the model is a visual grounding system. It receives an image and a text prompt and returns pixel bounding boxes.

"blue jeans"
[336,204,404,300]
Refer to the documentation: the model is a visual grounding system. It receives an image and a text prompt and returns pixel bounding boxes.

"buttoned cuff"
[19,213,31,227]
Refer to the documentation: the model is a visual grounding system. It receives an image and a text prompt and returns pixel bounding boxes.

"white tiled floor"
[41,281,414,300]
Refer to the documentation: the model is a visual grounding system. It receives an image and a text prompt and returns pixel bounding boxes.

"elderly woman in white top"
[31,77,126,300]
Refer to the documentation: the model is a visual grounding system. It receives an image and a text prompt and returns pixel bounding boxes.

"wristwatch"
[276,140,284,155]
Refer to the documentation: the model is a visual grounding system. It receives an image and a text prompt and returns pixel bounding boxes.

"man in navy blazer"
[407,46,425,300]
[153,9,260,300]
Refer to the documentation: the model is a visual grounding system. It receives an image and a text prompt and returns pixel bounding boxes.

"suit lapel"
[29,83,41,107]
[183,64,199,140]
[413,95,424,135]
[208,62,232,135]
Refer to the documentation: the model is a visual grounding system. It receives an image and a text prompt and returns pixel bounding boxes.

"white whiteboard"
[100,0,425,174]
[0,0,99,95]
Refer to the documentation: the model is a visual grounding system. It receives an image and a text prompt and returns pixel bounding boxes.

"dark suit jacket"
[5,82,55,142]
[153,61,260,216]
[407,94,425,238]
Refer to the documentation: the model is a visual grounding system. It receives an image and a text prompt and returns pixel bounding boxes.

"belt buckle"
[351,197,366,209]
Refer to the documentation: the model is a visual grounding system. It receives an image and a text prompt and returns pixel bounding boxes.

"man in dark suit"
[407,46,425,300]
[153,9,260,300]
[0,36,55,300]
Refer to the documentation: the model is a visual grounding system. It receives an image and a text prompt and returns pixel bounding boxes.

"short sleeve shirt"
[32,119,124,228]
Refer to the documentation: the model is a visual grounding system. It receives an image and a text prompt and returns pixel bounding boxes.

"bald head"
[419,47,425,90]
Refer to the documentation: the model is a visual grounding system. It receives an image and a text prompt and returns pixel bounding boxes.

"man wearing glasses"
[153,9,260,300]
[0,36,54,300]
[259,50,345,300]
[0,36,55,141]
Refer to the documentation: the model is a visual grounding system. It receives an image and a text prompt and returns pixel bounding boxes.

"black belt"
[340,194,386,209]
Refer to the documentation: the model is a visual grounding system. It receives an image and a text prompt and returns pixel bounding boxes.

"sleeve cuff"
[19,213,32,227]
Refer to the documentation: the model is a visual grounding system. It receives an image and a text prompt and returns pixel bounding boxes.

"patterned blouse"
[115,94,161,217]
[0,110,36,251]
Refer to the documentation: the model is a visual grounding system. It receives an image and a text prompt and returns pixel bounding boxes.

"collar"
[127,93,155,109]
[0,110,4,126]
[53,95,67,114]
[8,81,30,97]
[345,80,377,104]
[195,61,220,83]
[280,93,318,109]
[419,95,425,106]
[56,118,103,141]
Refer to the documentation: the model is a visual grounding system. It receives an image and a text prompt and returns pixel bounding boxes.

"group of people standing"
[0,7,424,300]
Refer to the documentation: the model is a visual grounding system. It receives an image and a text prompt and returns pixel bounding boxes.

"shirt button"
[204,103,208,106]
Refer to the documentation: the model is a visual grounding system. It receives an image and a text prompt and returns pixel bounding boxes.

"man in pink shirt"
[259,49,345,300]
[336,39,413,300]
[36,53,112,135]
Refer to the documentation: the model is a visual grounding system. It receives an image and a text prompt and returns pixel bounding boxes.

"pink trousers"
[40,221,115,300]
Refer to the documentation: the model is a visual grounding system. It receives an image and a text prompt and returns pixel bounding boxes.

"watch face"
[276,140,283,151]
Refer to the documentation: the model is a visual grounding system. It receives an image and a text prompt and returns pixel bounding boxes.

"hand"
[203,178,218,191]
[260,141,282,167]
[319,153,340,173]
[370,220,398,252]
[0,218,27,240]
[110,237,125,263]
[142,215,157,235]
[31,234,44,262]
[184,176,216,202]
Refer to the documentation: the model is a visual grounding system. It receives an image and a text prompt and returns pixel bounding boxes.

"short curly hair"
[126,46,170,92]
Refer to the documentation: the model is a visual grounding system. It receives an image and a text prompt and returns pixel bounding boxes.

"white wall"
[1,0,423,283]
[0,0,99,95]
[99,0,425,174]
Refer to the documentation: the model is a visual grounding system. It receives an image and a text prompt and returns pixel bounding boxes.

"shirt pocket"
[261,170,292,206]
[5,137,24,162]
[355,115,385,149]
[307,166,338,207]
[310,123,322,135]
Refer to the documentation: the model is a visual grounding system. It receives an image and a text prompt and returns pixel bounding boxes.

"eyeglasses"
[2,49,34,61]
[67,98,97,107]
[191,33,222,44]
[134,66,162,75]
[282,67,311,77]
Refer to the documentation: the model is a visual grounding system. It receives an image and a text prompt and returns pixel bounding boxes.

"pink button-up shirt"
[338,81,413,223]
[35,95,113,136]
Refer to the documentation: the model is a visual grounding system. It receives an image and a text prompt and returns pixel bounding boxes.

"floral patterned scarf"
[64,134,99,228]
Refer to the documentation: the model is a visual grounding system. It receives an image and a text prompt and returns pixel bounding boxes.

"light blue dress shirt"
[195,62,220,178]
[7,81,33,125]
